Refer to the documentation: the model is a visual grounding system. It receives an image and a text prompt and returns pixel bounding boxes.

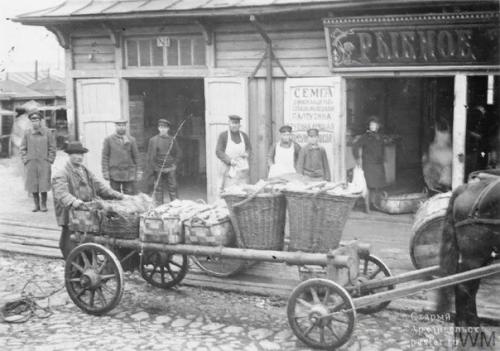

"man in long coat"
[20,111,56,212]
[145,119,182,204]
[102,119,140,195]
[52,141,124,259]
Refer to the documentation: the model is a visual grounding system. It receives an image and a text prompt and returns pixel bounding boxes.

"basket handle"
[233,178,285,208]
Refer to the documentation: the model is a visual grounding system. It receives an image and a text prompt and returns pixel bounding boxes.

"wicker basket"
[101,211,140,239]
[284,191,357,253]
[185,217,235,246]
[223,193,286,250]
[140,215,184,244]
[68,208,101,233]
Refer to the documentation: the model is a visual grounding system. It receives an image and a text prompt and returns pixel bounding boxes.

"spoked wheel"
[140,250,189,289]
[353,254,393,314]
[287,278,356,350]
[191,255,247,277]
[65,243,124,315]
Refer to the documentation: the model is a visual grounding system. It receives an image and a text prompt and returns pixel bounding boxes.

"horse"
[437,169,500,326]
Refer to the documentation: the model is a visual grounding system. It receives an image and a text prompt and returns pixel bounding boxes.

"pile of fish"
[87,193,153,215]
[144,200,209,222]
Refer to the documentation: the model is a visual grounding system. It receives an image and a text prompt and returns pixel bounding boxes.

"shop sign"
[323,12,499,70]
[284,77,343,182]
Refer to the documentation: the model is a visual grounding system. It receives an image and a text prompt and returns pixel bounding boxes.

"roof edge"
[12,0,499,25]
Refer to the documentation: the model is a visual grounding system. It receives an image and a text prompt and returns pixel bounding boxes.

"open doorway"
[346,77,454,195]
[128,79,206,201]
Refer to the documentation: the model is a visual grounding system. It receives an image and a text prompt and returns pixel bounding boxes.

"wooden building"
[14,0,500,202]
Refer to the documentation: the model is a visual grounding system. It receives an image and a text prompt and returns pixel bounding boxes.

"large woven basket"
[223,193,286,250]
[284,191,358,253]
[101,211,140,239]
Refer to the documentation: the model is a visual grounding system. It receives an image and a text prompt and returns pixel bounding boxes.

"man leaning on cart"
[52,141,125,259]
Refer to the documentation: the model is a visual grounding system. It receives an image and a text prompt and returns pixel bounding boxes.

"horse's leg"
[454,256,483,327]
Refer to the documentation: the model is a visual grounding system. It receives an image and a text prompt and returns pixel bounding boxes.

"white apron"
[268,142,296,178]
[218,131,249,194]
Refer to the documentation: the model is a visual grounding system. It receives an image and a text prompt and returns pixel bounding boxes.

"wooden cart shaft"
[353,263,500,309]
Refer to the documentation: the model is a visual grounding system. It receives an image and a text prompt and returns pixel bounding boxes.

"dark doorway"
[128,79,206,201]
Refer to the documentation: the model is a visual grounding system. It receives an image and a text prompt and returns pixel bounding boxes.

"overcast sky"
[0,0,65,74]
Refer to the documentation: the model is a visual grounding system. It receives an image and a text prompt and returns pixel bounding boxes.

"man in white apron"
[216,115,251,194]
[267,125,301,178]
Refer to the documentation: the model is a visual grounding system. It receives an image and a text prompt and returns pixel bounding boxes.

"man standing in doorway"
[145,119,182,204]
[267,125,301,178]
[216,115,251,194]
[20,111,56,212]
[101,119,140,195]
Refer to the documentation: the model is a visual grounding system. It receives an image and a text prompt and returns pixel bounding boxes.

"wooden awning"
[13,0,497,25]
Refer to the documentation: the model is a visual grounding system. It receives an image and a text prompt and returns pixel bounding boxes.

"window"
[126,36,206,67]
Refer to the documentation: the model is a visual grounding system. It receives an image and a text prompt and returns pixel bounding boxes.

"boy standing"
[296,128,331,181]
[145,119,182,204]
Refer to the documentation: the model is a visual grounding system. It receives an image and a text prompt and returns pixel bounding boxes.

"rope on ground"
[0,278,64,323]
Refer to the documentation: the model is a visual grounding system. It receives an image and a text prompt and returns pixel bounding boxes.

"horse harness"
[455,177,500,228]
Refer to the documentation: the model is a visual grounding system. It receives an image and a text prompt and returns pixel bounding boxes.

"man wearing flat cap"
[296,128,331,181]
[216,115,252,193]
[101,118,140,195]
[145,119,182,204]
[20,111,56,212]
[52,141,125,258]
[267,125,301,178]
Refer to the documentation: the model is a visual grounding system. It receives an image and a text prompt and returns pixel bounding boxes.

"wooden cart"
[64,231,500,350]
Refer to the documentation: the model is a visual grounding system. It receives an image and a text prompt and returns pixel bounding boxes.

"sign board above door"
[323,11,499,71]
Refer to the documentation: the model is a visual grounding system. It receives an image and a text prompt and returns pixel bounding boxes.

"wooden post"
[65,48,76,141]
[452,74,467,188]
[266,43,273,147]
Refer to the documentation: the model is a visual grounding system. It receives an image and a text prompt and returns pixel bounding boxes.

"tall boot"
[40,192,48,212]
[32,193,40,212]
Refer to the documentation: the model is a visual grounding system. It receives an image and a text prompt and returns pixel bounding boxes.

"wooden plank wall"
[214,19,330,77]
[248,78,285,182]
[71,28,115,70]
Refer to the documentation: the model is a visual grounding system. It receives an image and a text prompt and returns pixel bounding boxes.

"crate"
[185,217,235,246]
[223,193,286,250]
[68,208,101,233]
[139,216,184,244]
[284,191,358,253]
[101,212,140,239]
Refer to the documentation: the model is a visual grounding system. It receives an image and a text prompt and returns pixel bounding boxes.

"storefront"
[15,0,499,202]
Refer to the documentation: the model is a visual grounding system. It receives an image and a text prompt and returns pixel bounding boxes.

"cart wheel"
[140,250,188,289]
[287,278,356,350]
[65,243,124,315]
[355,255,393,314]
[190,255,247,277]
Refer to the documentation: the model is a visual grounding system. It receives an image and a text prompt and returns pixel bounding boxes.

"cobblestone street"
[2,252,498,351]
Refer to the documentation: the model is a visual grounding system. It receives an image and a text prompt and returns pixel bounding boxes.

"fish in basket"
[222,180,288,250]
[184,206,235,246]
[283,181,360,253]
[140,200,208,244]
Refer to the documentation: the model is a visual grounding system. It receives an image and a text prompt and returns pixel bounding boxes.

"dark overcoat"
[20,128,56,192]
[52,161,123,226]
[352,131,386,188]
[101,133,139,181]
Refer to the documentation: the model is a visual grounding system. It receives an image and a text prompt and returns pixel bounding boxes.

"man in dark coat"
[102,119,140,195]
[145,119,182,204]
[352,116,386,212]
[20,111,56,212]
[52,141,124,259]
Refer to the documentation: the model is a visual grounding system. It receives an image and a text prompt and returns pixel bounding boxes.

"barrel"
[409,192,452,269]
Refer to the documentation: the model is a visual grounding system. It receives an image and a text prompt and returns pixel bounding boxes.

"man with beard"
[101,119,140,194]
